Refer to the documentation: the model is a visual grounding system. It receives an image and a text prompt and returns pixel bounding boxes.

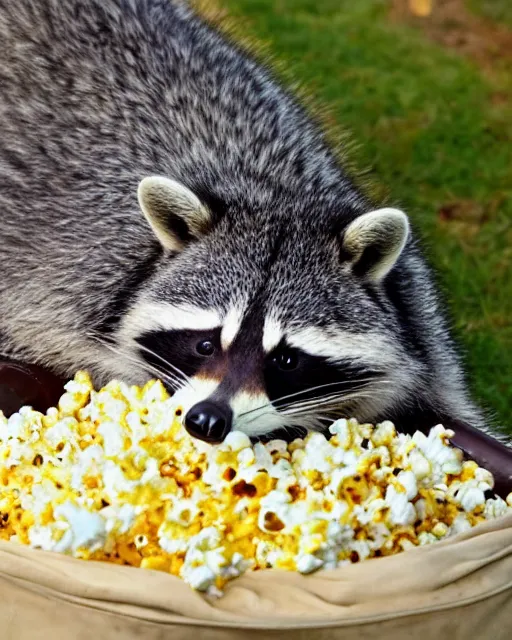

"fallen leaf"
[438,200,485,223]
[408,0,433,17]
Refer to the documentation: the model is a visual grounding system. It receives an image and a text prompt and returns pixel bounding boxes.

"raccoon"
[0,0,499,444]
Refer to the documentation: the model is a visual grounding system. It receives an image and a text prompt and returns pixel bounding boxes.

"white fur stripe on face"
[119,302,221,342]
[171,377,220,414]
[262,316,283,353]
[230,390,286,436]
[221,306,245,351]
[286,327,402,367]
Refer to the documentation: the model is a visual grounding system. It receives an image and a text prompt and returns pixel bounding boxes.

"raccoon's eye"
[196,339,216,356]
[271,349,299,371]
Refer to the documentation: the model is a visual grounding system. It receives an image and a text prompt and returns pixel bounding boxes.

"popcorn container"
[0,359,511,639]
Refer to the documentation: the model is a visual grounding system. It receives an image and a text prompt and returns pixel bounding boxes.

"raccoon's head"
[109,176,442,443]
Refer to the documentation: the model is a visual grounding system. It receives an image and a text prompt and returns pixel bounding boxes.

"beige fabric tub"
[1,512,511,639]
[1,362,511,637]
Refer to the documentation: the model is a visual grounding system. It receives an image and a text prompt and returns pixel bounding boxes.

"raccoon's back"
[0,0,174,302]
[0,0,349,309]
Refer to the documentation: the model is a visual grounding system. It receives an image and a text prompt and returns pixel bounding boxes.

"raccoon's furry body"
[0,0,498,441]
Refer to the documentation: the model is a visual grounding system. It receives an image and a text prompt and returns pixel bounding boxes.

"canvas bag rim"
[0,514,512,630]
[2,569,511,631]
[1,514,512,631]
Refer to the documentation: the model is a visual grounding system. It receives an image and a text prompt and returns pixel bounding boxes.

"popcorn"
[1,372,511,596]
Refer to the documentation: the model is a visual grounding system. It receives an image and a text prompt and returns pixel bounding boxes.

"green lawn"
[471,0,512,27]
[217,0,512,433]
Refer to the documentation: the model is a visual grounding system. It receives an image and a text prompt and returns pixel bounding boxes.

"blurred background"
[214,0,512,434]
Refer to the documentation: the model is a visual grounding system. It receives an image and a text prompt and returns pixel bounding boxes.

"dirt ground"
[390,0,512,77]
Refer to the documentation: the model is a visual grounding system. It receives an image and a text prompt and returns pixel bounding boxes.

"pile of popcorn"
[1,372,511,596]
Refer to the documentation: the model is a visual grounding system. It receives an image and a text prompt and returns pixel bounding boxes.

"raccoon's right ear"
[340,208,410,283]
[137,176,211,251]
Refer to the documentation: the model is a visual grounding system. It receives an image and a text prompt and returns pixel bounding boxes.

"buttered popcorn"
[1,372,511,595]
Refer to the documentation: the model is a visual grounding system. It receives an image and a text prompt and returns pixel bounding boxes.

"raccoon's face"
[113,177,421,443]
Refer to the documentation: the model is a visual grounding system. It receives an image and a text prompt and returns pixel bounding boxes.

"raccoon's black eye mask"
[264,341,383,408]
[135,328,223,379]
[135,328,381,408]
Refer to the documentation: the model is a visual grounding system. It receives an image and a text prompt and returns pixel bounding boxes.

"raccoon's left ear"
[340,208,410,282]
[137,176,211,251]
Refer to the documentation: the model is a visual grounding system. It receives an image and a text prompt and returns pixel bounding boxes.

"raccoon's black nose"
[184,401,232,443]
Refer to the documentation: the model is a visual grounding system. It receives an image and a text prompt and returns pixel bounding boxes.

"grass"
[218,0,512,433]
[471,0,512,27]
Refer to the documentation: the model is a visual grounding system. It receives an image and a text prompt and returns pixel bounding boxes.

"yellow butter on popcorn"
[1,371,511,596]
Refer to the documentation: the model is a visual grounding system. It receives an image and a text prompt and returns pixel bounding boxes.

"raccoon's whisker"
[281,390,377,417]
[115,349,185,391]
[279,395,350,415]
[86,330,190,387]
[283,390,375,414]
[278,393,350,414]
[283,407,346,421]
[87,332,185,391]
[281,426,303,440]
[276,380,387,412]
[239,377,383,420]
[135,342,192,385]
[240,398,340,434]
[271,377,382,408]
[242,408,335,440]
[240,381,390,436]
[278,380,391,414]
[86,329,115,346]
[286,414,335,429]
[110,346,184,391]
[281,415,333,434]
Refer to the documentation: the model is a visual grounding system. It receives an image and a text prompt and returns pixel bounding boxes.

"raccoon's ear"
[137,176,211,251]
[340,208,410,282]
